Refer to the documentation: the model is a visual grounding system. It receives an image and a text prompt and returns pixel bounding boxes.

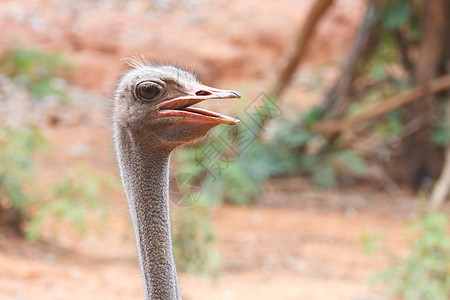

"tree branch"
[269,0,334,99]
[314,74,450,137]
[319,0,383,118]
[393,29,415,81]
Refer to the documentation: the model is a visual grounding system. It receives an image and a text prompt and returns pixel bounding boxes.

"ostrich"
[113,61,240,299]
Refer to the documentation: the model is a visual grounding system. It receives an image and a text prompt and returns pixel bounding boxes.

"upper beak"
[157,84,241,125]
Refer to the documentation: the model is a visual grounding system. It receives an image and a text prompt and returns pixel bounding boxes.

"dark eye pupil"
[138,83,161,100]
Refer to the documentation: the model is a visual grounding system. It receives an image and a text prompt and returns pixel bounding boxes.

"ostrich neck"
[114,125,181,300]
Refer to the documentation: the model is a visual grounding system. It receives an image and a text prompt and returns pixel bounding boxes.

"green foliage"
[361,229,385,255]
[362,0,420,82]
[375,213,450,300]
[380,0,422,43]
[381,0,411,29]
[0,48,72,101]
[374,109,404,136]
[364,34,399,80]
[0,125,117,241]
[26,164,117,241]
[171,205,220,276]
[176,124,272,205]
[346,81,412,142]
[431,108,450,147]
[176,106,368,205]
[0,126,45,213]
[262,109,367,189]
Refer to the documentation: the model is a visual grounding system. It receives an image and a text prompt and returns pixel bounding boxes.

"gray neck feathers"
[114,124,181,300]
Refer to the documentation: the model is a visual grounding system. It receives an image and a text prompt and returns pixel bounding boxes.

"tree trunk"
[269,0,334,99]
[390,0,448,189]
[319,0,383,118]
[429,146,450,210]
[0,204,24,236]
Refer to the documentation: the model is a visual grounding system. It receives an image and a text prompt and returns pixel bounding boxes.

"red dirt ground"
[0,0,429,299]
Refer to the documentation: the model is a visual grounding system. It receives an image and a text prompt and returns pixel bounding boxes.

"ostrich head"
[114,63,240,152]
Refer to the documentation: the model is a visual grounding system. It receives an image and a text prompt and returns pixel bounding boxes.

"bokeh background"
[0,0,449,299]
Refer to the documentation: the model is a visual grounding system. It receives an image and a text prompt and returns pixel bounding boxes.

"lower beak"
[157,84,241,125]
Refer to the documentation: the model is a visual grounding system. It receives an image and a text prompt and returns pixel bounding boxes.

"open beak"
[157,84,241,125]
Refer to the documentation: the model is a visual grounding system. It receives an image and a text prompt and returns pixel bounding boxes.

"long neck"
[114,125,181,300]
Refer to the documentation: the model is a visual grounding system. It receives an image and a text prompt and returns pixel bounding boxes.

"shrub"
[0,125,117,241]
[0,48,72,101]
[0,125,45,233]
[26,164,117,241]
[175,106,367,205]
[375,213,450,300]
[171,205,220,276]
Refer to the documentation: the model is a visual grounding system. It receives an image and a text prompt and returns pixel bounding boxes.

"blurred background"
[0,0,449,299]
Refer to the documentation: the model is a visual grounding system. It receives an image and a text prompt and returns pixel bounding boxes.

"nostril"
[195,90,212,96]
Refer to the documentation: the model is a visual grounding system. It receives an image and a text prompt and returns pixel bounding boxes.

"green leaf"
[375,212,450,299]
[382,0,411,29]
[171,205,220,277]
[312,165,336,189]
[431,114,450,146]
[332,150,367,177]
[0,48,72,101]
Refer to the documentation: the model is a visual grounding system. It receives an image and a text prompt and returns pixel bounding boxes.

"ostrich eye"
[136,82,162,101]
